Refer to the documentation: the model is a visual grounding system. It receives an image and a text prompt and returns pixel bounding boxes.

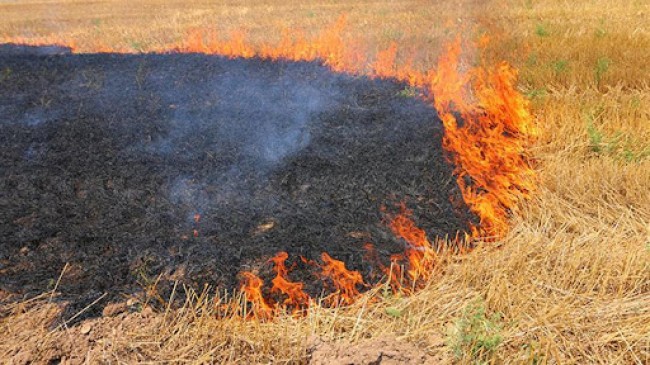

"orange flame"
[240,272,273,319]
[426,39,537,238]
[319,253,365,306]
[387,206,438,289]
[269,252,310,310]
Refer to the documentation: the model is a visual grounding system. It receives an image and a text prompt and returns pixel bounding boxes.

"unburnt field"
[1,0,649,364]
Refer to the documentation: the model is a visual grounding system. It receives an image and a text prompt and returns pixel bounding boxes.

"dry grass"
[1,0,649,363]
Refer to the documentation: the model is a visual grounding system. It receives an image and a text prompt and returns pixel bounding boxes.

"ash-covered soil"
[0,44,475,315]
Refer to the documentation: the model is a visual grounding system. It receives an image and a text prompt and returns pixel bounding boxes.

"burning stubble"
[0,48,476,316]
[0,17,536,317]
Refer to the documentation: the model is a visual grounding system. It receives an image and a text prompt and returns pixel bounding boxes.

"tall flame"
[3,16,537,316]
[426,39,538,238]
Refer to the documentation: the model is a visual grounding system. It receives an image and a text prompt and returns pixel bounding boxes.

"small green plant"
[595,17,607,38]
[587,121,604,153]
[0,67,12,83]
[525,87,548,105]
[552,59,569,74]
[385,307,402,317]
[129,40,147,53]
[525,53,538,68]
[585,115,649,162]
[535,23,550,37]
[397,86,418,98]
[447,300,504,362]
[595,57,611,86]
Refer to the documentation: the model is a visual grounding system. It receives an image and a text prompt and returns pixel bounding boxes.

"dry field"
[1,0,649,363]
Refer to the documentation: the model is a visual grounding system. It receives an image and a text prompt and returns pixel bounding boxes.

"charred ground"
[0,45,475,316]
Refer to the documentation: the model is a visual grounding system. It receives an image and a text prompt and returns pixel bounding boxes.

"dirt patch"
[2,300,161,364]
[308,336,445,365]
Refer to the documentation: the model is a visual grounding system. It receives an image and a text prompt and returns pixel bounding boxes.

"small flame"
[319,252,365,306]
[387,206,438,289]
[269,252,310,310]
[240,272,273,319]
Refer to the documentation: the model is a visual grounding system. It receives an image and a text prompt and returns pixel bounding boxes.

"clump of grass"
[552,59,569,74]
[0,67,11,83]
[587,120,605,154]
[595,17,607,38]
[586,116,649,162]
[397,86,418,98]
[535,23,550,37]
[594,57,611,86]
[447,299,504,362]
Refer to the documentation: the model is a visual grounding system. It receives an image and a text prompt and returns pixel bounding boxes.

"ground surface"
[0,0,648,364]
[0,45,472,315]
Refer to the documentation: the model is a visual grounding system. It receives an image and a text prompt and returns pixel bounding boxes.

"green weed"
[535,23,550,37]
[552,59,569,74]
[525,53,538,68]
[585,115,649,162]
[397,86,418,98]
[447,299,504,362]
[587,121,604,153]
[595,57,611,86]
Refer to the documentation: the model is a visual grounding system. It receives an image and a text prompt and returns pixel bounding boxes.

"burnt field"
[0,45,475,315]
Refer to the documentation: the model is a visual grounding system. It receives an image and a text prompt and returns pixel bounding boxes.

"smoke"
[121,56,343,221]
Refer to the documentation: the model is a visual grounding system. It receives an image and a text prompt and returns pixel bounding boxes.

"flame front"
[4,16,537,316]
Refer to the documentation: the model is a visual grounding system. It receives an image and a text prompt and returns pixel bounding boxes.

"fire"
[426,39,538,239]
[4,16,537,316]
[388,209,438,288]
[269,252,310,310]
[240,272,273,319]
[319,253,365,306]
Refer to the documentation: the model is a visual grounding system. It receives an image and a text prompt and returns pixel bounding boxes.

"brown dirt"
[2,300,160,364]
[307,335,445,365]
